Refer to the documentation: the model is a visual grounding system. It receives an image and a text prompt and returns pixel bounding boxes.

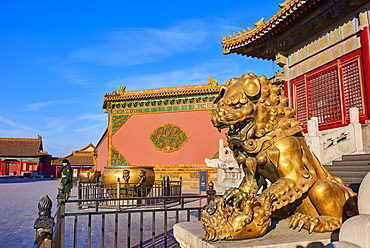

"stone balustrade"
[306,108,364,165]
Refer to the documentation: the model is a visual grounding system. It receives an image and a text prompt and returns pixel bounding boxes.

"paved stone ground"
[0,176,61,248]
[0,176,204,248]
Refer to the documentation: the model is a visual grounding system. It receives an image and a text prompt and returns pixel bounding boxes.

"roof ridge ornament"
[254,18,265,27]
[278,0,292,8]
[207,77,218,87]
[118,85,126,95]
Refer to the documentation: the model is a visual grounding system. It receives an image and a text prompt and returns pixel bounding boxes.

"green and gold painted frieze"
[110,147,130,165]
[111,114,131,134]
[105,95,218,115]
[1,157,40,162]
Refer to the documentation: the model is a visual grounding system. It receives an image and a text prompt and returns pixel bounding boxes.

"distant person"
[60,159,73,200]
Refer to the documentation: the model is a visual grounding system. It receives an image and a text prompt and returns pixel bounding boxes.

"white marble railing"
[305,108,364,165]
[205,139,243,193]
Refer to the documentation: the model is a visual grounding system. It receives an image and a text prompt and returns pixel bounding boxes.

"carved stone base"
[174,219,339,248]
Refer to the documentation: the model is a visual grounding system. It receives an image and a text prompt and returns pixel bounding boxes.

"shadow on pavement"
[0,176,57,184]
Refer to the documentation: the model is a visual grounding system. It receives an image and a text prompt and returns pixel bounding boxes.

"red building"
[0,136,54,176]
[221,0,370,129]
[51,143,96,178]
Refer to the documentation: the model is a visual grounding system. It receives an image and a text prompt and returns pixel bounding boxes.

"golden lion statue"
[201,73,357,240]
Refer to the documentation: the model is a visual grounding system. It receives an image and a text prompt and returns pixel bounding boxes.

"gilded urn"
[79,170,101,182]
[102,166,155,196]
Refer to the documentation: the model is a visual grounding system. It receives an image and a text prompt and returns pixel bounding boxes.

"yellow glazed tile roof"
[221,0,315,55]
[103,78,220,102]
[0,136,47,157]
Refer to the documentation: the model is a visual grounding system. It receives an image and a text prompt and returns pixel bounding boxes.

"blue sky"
[0,0,283,157]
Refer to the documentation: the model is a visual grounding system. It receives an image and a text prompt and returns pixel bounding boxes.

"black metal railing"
[52,200,65,248]
[76,177,182,208]
[32,182,216,248]
[63,196,206,248]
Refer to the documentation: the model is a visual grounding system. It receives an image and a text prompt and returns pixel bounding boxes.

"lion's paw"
[288,212,319,233]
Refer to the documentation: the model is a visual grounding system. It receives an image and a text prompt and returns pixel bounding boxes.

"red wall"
[0,160,41,176]
[41,160,57,177]
[96,138,108,172]
[109,110,226,166]
[0,161,21,175]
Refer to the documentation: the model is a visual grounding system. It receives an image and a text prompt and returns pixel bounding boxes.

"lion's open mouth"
[215,117,255,143]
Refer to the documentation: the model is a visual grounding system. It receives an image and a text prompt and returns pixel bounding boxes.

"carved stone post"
[306,117,321,161]
[34,195,54,248]
[350,107,364,152]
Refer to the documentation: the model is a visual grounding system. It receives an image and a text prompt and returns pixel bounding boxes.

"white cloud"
[45,116,69,132]
[54,65,97,85]
[0,115,41,138]
[76,114,107,122]
[0,128,24,137]
[74,124,103,133]
[69,18,233,67]
[26,99,76,111]
[106,58,243,90]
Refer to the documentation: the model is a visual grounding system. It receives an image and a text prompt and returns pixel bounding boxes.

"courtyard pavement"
[0,176,61,248]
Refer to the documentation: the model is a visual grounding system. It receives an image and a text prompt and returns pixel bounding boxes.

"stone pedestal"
[174,219,338,248]
[327,171,370,247]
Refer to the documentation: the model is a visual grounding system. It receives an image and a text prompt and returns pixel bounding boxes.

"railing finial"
[34,195,54,247]
[207,181,216,203]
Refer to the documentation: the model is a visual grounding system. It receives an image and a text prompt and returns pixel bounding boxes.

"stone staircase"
[325,154,370,188]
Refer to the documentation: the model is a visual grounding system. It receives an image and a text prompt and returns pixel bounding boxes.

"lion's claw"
[308,222,315,234]
[288,215,299,229]
[289,212,319,232]
[297,219,305,231]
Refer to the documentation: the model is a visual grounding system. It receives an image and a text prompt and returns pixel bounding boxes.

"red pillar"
[284,79,295,109]
[360,26,370,122]
[19,159,23,175]
[16,161,21,175]
[0,161,3,175]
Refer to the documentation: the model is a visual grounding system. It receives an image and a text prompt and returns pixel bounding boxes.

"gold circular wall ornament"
[149,124,188,153]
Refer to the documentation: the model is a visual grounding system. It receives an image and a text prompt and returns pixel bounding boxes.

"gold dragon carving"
[201,73,357,240]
